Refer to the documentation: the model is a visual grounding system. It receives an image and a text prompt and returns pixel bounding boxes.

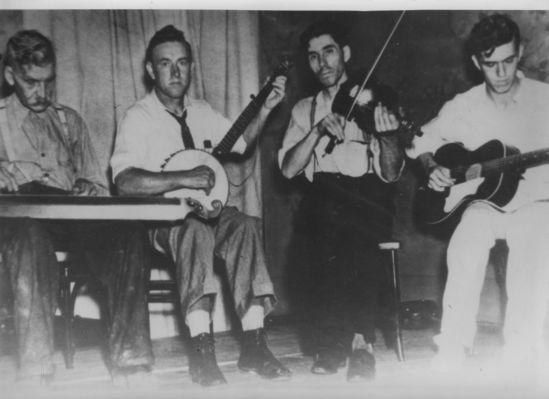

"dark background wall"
[258,10,549,324]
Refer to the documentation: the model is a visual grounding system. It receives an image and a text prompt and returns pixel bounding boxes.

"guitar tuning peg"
[250,94,256,100]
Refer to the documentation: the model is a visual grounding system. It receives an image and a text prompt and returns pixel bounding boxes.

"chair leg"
[379,242,405,362]
[60,263,75,369]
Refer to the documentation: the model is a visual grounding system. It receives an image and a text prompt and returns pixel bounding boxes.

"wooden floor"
[1,319,548,399]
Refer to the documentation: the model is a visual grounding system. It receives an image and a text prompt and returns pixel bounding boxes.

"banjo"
[161,60,292,219]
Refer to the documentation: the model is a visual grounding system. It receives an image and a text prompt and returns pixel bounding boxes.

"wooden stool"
[379,241,405,362]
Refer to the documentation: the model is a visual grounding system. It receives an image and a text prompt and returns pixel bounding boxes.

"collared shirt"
[110,90,246,180]
[407,74,549,210]
[278,90,395,182]
[0,93,106,194]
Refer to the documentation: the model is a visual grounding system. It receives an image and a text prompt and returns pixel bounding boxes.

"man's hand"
[183,165,216,195]
[72,179,98,196]
[263,76,287,110]
[0,165,19,192]
[374,102,399,133]
[428,165,455,192]
[317,113,345,143]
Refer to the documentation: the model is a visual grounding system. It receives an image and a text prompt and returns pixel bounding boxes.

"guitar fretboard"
[453,147,549,181]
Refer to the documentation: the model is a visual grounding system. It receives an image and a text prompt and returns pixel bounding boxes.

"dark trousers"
[301,173,395,355]
[0,218,154,378]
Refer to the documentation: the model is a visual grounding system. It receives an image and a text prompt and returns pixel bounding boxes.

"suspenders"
[309,93,374,174]
[0,98,15,161]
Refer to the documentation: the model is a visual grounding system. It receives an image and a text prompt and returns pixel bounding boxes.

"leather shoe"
[237,328,292,380]
[189,333,227,387]
[347,349,375,382]
[311,351,346,375]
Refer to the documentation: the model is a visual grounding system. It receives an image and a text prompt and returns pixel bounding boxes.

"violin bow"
[343,10,406,125]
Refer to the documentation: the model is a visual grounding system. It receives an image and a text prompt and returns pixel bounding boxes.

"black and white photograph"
[0,1,548,398]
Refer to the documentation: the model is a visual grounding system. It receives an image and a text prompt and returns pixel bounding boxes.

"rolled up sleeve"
[110,108,148,181]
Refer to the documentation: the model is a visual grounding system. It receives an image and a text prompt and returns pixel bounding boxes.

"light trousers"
[438,200,549,358]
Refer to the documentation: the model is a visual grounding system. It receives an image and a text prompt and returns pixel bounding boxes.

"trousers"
[300,173,395,353]
[438,200,549,358]
[0,218,154,378]
[152,206,276,320]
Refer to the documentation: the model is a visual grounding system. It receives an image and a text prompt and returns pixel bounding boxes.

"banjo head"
[161,149,229,218]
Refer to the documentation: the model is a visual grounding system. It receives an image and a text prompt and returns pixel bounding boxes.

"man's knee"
[459,202,498,227]
[11,219,49,245]
[231,214,261,236]
[183,217,212,236]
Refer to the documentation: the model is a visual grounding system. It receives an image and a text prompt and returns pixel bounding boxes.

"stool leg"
[389,249,405,362]
[61,264,74,369]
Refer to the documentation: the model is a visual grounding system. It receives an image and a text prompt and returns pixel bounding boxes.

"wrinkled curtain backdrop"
[23,10,262,217]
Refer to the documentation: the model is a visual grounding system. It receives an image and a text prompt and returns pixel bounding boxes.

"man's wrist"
[417,152,437,174]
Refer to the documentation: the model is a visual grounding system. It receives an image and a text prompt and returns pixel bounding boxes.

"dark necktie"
[167,109,195,149]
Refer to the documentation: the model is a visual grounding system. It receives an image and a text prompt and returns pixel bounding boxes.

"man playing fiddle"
[278,20,405,381]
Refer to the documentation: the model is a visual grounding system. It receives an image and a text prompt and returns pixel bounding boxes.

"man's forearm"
[115,168,186,196]
[242,106,271,149]
[281,127,323,179]
[378,135,405,182]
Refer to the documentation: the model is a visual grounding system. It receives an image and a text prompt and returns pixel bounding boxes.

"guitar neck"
[212,80,275,157]
[480,148,549,178]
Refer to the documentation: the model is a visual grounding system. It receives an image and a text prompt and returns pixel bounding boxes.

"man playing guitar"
[110,25,290,387]
[407,14,549,375]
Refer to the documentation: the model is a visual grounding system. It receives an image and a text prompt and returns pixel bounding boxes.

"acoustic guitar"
[415,139,549,229]
[161,60,292,219]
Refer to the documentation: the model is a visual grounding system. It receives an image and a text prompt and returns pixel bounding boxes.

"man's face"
[4,63,55,113]
[307,34,350,89]
[473,41,523,95]
[146,41,192,100]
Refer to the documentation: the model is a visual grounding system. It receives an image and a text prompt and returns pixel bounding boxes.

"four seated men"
[1,11,549,391]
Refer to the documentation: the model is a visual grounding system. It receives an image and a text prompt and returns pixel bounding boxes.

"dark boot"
[347,349,376,382]
[311,350,347,375]
[237,328,292,380]
[189,333,226,387]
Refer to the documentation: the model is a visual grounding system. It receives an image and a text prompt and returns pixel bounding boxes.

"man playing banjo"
[110,25,291,387]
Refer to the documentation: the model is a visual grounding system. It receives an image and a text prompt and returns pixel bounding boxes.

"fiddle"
[332,73,423,138]
[323,10,422,154]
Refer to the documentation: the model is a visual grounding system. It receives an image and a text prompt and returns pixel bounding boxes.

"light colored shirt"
[111,90,246,180]
[278,90,391,182]
[406,74,549,210]
[0,93,106,193]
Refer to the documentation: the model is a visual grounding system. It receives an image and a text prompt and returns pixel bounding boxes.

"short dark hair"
[466,13,521,58]
[299,19,349,53]
[5,29,55,69]
[145,25,192,64]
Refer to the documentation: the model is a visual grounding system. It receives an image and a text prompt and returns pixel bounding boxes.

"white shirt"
[407,74,549,210]
[278,90,390,182]
[111,90,246,180]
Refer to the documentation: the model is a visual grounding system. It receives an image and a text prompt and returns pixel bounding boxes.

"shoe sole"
[238,366,292,381]
[311,359,347,375]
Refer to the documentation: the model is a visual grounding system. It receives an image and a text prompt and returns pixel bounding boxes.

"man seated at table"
[0,29,154,387]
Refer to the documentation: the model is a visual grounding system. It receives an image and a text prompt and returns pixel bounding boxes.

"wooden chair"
[57,251,96,369]
[148,250,179,304]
